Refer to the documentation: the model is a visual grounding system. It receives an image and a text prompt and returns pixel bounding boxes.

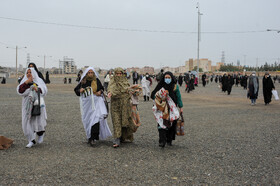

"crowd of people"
[0,63,278,150]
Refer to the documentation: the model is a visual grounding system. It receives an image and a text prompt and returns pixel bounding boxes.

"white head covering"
[79,67,99,84]
[17,68,48,96]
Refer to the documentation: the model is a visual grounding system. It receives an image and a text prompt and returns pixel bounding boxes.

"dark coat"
[263,76,275,103]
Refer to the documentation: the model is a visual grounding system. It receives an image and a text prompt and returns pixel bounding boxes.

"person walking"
[226,74,234,95]
[17,68,48,148]
[132,71,139,84]
[141,73,152,101]
[103,70,113,92]
[151,71,183,148]
[202,73,207,87]
[74,67,111,146]
[45,71,50,84]
[247,71,259,106]
[263,72,275,105]
[107,68,136,148]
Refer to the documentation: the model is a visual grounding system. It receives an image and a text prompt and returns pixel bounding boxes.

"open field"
[1,77,279,185]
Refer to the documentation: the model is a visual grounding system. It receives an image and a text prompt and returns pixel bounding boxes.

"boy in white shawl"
[17,68,48,148]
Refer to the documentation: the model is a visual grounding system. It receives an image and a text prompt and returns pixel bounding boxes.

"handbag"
[31,90,41,116]
[272,90,279,100]
[176,112,185,136]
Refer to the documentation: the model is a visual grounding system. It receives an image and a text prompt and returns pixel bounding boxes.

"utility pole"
[38,55,52,75]
[6,45,27,81]
[256,58,258,71]
[16,46,18,79]
[196,2,202,77]
[44,55,46,74]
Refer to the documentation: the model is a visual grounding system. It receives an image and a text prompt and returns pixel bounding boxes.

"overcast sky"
[0,0,279,69]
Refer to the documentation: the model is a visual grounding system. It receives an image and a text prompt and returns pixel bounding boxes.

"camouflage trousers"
[111,97,135,141]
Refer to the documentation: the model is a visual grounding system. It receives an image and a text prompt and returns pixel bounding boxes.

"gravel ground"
[0,77,279,185]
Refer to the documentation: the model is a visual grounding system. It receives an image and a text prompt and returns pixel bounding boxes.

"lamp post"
[6,45,27,80]
[38,55,52,75]
[196,3,203,78]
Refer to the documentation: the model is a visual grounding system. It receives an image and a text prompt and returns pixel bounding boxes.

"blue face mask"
[164,78,171,84]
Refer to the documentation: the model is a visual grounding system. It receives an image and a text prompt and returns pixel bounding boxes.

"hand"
[107,92,112,98]
[80,88,85,93]
[32,86,38,91]
[95,91,102,96]
[25,76,33,84]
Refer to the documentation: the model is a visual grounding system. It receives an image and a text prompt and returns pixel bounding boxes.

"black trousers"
[158,120,177,144]
[133,79,138,84]
[90,123,100,140]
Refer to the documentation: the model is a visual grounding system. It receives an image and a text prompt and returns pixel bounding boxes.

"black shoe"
[159,142,165,148]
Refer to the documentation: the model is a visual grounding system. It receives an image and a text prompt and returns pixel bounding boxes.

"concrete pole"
[16,45,18,80]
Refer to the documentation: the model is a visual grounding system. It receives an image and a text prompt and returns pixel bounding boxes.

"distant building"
[127,67,140,73]
[163,67,176,73]
[140,66,154,75]
[185,58,212,72]
[177,66,187,74]
[59,56,77,74]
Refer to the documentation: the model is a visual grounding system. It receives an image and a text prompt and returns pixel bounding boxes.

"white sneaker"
[37,134,44,144]
[26,141,34,148]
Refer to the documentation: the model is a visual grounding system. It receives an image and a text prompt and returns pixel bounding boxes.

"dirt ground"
[1,77,279,185]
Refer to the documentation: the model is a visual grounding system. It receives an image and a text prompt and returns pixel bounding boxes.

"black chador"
[221,74,227,92]
[226,75,234,95]
[263,75,275,105]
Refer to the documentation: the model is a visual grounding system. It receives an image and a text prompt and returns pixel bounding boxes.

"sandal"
[113,138,120,148]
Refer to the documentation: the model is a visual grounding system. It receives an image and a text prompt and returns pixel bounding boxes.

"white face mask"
[252,74,256,76]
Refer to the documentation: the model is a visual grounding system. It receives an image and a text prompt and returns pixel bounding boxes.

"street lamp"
[37,55,52,74]
[6,45,27,80]
[196,2,203,77]
[267,29,280,33]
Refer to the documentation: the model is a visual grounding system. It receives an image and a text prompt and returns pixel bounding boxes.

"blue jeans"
[251,99,256,104]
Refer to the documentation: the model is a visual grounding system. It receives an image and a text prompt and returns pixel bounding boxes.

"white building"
[59,57,77,74]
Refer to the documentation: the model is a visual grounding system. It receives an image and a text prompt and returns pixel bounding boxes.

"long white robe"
[79,67,112,140]
[141,77,151,97]
[17,68,47,142]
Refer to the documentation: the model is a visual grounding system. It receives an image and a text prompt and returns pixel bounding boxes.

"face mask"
[164,78,171,84]
[146,75,149,78]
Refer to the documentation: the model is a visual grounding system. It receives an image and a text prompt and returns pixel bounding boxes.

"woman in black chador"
[28,63,45,82]
[263,72,275,105]
[45,71,50,84]
[226,74,234,95]
[151,71,183,148]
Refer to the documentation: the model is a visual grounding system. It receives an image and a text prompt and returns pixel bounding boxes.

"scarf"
[252,76,258,94]
[108,67,130,97]
[85,74,97,94]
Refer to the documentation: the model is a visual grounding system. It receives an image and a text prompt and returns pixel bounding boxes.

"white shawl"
[79,67,112,140]
[17,68,48,142]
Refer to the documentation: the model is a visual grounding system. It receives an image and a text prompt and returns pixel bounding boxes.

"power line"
[0,16,267,34]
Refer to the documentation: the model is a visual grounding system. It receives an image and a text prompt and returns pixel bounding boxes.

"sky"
[0,0,279,69]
